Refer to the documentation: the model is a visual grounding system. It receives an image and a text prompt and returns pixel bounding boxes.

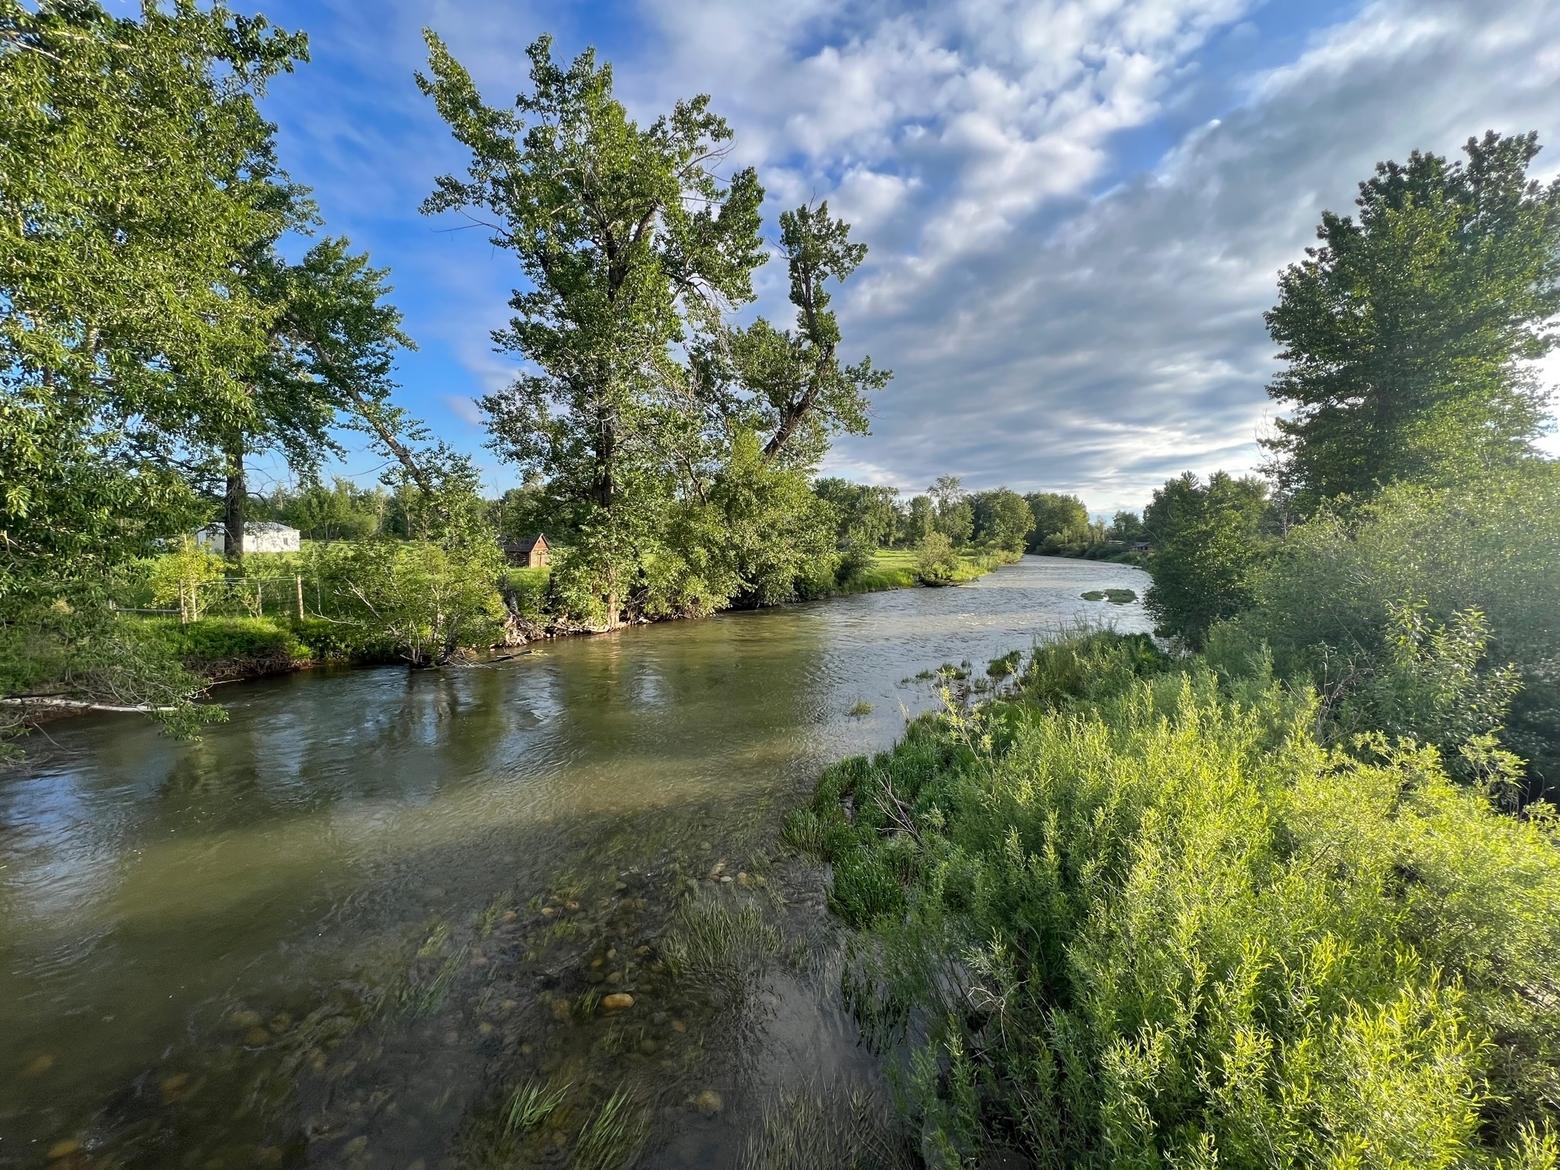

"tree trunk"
[223,431,246,573]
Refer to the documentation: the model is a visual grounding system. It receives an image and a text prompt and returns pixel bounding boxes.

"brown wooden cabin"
[501,533,550,569]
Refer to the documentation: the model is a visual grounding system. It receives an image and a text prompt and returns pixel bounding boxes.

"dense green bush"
[502,566,552,623]
[1217,466,1560,794]
[128,616,310,677]
[797,634,1560,1169]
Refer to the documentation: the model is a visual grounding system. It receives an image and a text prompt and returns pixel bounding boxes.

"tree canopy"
[1264,131,1560,511]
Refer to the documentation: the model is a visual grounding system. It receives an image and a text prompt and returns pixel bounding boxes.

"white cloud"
[268,0,1560,510]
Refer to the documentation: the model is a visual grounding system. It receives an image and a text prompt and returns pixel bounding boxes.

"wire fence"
[115,574,315,624]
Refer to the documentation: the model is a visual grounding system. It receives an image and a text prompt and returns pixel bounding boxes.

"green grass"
[126,615,310,677]
[1080,587,1138,604]
[571,1088,649,1170]
[833,548,1011,595]
[502,1078,570,1137]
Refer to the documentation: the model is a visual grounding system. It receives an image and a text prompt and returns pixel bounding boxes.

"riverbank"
[101,547,1021,696]
[787,628,1560,1167]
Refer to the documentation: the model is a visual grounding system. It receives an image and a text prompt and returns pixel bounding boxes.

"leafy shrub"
[806,632,1560,1169]
[292,616,395,663]
[129,616,309,677]
[835,539,876,585]
[330,539,507,665]
[914,531,963,585]
[1220,466,1560,796]
[502,566,552,622]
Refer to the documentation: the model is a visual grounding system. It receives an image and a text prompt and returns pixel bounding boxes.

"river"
[0,556,1150,1169]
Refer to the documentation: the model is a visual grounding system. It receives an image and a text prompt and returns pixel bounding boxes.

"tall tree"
[419,33,765,627]
[971,487,1033,551]
[928,475,973,543]
[814,478,900,548]
[1,0,306,735]
[1109,510,1144,542]
[1024,492,1089,551]
[1264,132,1560,510]
[220,236,414,569]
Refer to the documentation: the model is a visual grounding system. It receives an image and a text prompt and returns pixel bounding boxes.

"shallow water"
[0,556,1150,1168]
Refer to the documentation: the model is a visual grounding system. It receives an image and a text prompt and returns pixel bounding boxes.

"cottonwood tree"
[927,475,973,543]
[971,488,1033,551]
[1109,510,1144,542]
[418,33,766,627]
[730,203,891,466]
[814,478,901,548]
[1024,492,1089,550]
[218,235,415,569]
[1265,132,1560,511]
[420,34,890,625]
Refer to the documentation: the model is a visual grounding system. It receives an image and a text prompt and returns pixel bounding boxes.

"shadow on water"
[0,557,1150,1168]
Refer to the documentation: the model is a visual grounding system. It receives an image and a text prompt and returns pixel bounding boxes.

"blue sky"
[230,0,1559,512]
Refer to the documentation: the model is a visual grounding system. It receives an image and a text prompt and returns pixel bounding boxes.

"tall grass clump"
[803,632,1560,1169]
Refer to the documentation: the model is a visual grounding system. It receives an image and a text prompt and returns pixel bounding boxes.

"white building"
[194,521,301,555]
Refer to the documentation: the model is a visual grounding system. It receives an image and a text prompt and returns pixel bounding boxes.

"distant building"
[501,533,551,569]
[194,521,301,555]
[1130,540,1151,552]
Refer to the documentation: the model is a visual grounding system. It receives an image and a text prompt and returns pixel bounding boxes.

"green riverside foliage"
[1025,492,1091,552]
[1144,471,1273,647]
[1213,464,1560,796]
[795,633,1560,1169]
[914,531,965,585]
[1,0,307,742]
[128,617,309,679]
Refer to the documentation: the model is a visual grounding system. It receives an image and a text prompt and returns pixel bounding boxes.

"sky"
[231,0,1560,514]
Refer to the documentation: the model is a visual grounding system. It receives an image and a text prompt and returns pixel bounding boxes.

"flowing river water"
[0,556,1150,1169]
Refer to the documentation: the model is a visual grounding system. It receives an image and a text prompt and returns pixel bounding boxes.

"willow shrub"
[793,635,1560,1169]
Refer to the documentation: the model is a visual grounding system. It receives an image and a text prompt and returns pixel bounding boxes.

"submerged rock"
[692,1089,723,1116]
[600,993,635,1013]
[46,1139,81,1160]
[22,1054,55,1077]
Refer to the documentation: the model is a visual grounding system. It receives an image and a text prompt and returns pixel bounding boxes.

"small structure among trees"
[501,533,549,569]
[194,521,300,556]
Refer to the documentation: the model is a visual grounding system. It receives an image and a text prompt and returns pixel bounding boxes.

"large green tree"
[421,33,888,625]
[1,0,307,733]
[815,478,900,548]
[1265,132,1560,510]
[1024,492,1090,551]
[971,487,1033,551]
[219,235,414,569]
[419,33,766,627]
